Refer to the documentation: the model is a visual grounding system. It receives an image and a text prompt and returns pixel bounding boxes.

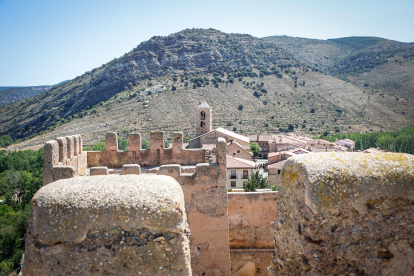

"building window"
[233,153,235,156]
[200,121,205,127]
[200,111,206,120]
[278,170,281,174]
[231,170,237,179]
[231,181,236,187]
[243,170,248,179]
[237,150,240,153]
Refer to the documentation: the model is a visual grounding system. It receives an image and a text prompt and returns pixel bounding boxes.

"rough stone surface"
[269,152,414,276]
[231,251,272,276]
[128,133,141,151]
[43,140,59,185]
[56,137,67,164]
[53,166,75,181]
[122,164,141,175]
[105,132,118,151]
[24,174,191,276]
[90,166,109,176]
[65,136,75,159]
[228,192,278,249]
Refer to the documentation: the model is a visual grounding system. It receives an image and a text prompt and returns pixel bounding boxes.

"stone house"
[226,155,255,189]
[334,138,355,151]
[247,134,274,158]
[227,140,253,160]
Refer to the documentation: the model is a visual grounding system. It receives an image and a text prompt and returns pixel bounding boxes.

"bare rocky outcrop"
[269,152,414,276]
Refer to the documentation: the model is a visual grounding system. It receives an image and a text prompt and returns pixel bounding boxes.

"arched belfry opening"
[196,101,212,137]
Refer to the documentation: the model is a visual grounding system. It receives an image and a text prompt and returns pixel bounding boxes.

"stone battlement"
[43,134,87,185]
[88,131,206,168]
[269,152,414,276]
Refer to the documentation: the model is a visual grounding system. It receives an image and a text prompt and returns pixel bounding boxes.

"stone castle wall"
[43,134,87,185]
[269,152,414,276]
[158,137,231,276]
[228,191,278,275]
[88,132,206,168]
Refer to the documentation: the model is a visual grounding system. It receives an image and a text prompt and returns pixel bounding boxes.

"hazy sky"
[1,0,413,86]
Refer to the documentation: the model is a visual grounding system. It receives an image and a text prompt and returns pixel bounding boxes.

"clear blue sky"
[1,0,413,86]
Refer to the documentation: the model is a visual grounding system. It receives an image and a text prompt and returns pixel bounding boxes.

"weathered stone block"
[128,133,141,151]
[216,137,227,165]
[173,132,183,150]
[56,137,67,164]
[122,164,141,175]
[105,132,118,151]
[159,164,181,179]
[53,166,75,181]
[73,135,80,155]
[43,140,59,185]
[150,131,164,150]
[270,152,414,276]
[24,174,191,276]
[65,136,74,159]
[90,166,109,176]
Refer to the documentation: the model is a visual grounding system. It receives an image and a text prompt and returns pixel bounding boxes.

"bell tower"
[196,101,212,137]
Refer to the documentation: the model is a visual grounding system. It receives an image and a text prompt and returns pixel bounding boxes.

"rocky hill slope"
[262,36,414,100]
[0,86,52,106]
[1,29,413,150]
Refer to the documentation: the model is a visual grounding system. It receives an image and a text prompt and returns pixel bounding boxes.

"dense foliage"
[322,125,414,154]
[0,135,14,148]
[249,142,260,157]
[243,170,268,192]
[0,149,43,275]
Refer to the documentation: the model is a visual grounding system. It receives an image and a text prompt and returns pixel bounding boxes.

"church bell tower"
[196,101,212,137]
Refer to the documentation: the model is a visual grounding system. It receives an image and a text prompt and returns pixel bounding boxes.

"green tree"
[243,171,268,192]
[250,142,260,157]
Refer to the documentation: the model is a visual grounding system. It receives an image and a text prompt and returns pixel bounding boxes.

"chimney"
[257,134,259,141]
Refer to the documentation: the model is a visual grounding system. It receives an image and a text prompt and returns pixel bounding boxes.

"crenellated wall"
[269,152,414,276]
[43,134,87,185]
[158,137,231,276]
[87,131,206,168]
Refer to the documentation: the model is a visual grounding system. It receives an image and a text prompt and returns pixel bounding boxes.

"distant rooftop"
[198,101,210,108]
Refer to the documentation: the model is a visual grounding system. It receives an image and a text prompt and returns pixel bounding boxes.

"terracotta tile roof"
[227,155,256,168]
[332,144,348,151]
[268,151,296,158]
[268,160,287,170]
[248,134,275,142]
[307,139,335,145]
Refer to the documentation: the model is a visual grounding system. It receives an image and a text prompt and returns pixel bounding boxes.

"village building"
[334,138,356,151]
[227,140,253,160]
[306,138,335,152]
[226,155,255,189]
[267,147,310,186]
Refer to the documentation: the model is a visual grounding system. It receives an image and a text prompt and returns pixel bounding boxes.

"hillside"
[262,36,414,101]
[1,29,413,150]
[0,86,52,106]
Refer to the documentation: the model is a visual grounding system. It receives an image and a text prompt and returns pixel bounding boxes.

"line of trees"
[0,149,44,275]
[322,125,414,154]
